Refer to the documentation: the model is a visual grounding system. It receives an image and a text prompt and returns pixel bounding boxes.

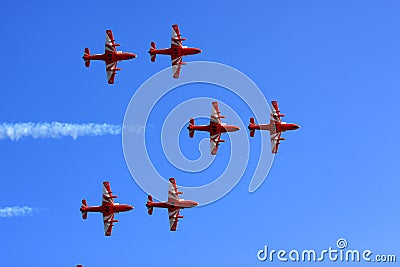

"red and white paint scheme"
[82,30,137,84]
[148,24,202,78]
[248,100,300,153]
[187,102,240,155]
[80,181,134,236]
[146,178,198,231]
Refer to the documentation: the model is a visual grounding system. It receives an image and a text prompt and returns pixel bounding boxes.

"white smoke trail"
[0,206,36,218]
[0,122,122,141]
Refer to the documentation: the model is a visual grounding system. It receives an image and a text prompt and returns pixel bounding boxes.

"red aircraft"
[187,102,240,155]
[248,100,300,153]
[80,181,133,236]
[82,30,137,84]
[146,178,198,231]
[149,24,202,78]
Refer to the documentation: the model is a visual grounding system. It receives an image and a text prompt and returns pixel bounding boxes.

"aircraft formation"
[76,24,300,265]
[83,24,201,83]
[80,179,197,235]
[78,101,299,236]
[81,24,300,153]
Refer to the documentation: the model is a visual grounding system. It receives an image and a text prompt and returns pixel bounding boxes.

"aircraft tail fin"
[188,118,195,138]
[83,48,90,67]
[146,195,153,215]
[80,199,88,219]
[81,211,88,220]
[149,42,157,62]
[250,129,255,137]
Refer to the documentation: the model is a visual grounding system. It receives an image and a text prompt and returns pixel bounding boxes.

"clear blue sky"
[1,1,400,266]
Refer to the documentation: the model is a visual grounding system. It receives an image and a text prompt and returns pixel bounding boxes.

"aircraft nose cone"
[295,124,300,129]
[234,126,240,131]
[127,205,134,210]
[193,201,199,207]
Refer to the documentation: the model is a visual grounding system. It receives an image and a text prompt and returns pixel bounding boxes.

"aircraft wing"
[105,62,118,84]
[171,24,183,48]
[167,178,182,203]
[210,133,221,155]
[171,55,183,79]
[271,100,283,122]
[168,207,181,231]
[102,181,116,205]
[105,29,118,53]
[210,101,224,124]
[270,132,282,154]
[102,212,116,236]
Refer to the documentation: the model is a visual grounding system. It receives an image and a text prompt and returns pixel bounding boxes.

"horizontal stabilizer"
[80,199,88,219]
[147,206,153,215]
[149,42,157,62]
[83,48,90,67]
[188,118,195,138]
[146,195,154,215]
[249,118,256,137]
[146,195,153,215]
[150,41,156,50]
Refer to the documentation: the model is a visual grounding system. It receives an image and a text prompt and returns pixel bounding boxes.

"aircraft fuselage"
[82,52,136,63]
[189,123,240,135]
[150,46,201,57]
[80,204,133,214]
[147,199,198,210]
[248,122,300,133]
